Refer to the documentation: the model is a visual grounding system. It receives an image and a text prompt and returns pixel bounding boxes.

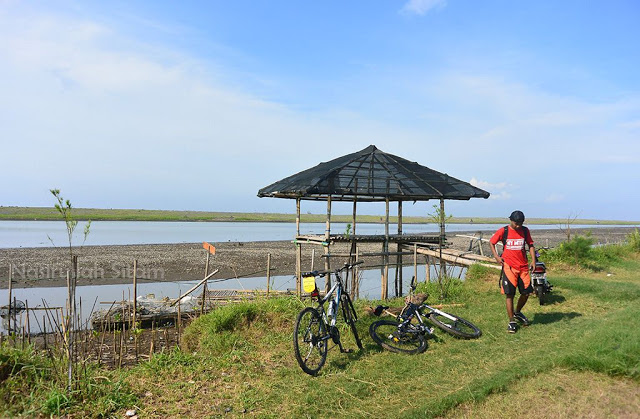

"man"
[489,210,536,333]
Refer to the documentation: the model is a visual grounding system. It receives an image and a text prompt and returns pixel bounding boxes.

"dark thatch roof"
[257,145,490,202]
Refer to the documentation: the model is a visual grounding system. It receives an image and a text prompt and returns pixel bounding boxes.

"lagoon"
[0,220,625,249]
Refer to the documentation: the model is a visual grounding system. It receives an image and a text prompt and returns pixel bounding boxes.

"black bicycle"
[369,292,482,354]
[293,262,364,375]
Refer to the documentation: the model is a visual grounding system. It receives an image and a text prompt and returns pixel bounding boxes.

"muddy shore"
[1,227,635,290]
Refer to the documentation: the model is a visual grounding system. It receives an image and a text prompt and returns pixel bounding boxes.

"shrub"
[181,297,299,354]
[627,228,640,252]
[556,234,594,264]
[544,233,632,271]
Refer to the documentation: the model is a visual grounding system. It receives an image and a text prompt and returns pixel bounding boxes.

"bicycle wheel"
[369,320,427,354]
[293,307,328,376]
[341,295,363,350]
[428,311,482,339]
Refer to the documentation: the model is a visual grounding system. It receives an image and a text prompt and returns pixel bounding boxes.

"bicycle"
[293,261,364,376]
[369,291,482,355]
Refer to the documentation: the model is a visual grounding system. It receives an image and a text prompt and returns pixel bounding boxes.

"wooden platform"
[295,234,441,245]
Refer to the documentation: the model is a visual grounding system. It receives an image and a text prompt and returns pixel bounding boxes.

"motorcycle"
[531,248,553,305]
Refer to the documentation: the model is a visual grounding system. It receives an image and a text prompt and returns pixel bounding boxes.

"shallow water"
[0,264,464,334]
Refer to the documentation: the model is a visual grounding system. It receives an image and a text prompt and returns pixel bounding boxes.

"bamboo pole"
[381,197,389,300]
[414,243,418,286]
[202,253,210,314]
[296,198,302,297]
[353,178,358,234]
[8,264,12,335]
[170,269,219,306]
[439,198,446,282]
[41,315,46,350]
[324,196,332,292]
[311,249,315,271]
[177,300,181,345]
[397,201,403,297]
[133,260,138,328]
[355,250,361,298]
[266,253,271,296]
[66,270,73,391]
[25,300,31,345]
[426,256,431,283]
[414,246,501,269]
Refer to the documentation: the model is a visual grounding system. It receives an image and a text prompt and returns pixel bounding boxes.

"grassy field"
[1,206,637,225]
[2,245,638,417]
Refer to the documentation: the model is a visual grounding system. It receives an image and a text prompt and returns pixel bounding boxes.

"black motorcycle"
[532,249,553,305]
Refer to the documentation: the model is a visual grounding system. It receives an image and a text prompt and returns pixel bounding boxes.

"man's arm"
[490,242,503,265]
[529,245,537,271]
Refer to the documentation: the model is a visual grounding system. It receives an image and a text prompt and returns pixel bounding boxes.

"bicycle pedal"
[341,348,354,354]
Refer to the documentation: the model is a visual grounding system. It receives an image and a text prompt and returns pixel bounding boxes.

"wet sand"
[1,227,635,289]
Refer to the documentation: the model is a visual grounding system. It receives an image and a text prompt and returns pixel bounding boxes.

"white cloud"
[400,0,447,16]
[545,193,565,203]
[488,191,512,201]
[0,5,416,211]
[470,178,509,191]
[469,178,514,201]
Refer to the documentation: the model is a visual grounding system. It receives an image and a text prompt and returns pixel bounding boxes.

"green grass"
[0,345,137,417]
[2,251,639,417]
[1,206,638,224]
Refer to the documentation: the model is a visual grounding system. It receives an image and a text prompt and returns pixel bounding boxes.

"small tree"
[558,211,581,241]
[50,189,91,391]
[428,201,453,299]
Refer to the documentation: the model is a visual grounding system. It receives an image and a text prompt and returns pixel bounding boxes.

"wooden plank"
[170,269,219,306]
[413,246,501,269]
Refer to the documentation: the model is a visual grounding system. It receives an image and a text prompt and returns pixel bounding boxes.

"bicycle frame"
[420,304,459,322]
[318,278,341,328]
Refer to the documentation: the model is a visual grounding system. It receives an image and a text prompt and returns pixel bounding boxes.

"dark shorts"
[500,264,533,296]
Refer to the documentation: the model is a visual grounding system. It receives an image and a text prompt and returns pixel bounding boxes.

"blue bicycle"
[293,262,363,376]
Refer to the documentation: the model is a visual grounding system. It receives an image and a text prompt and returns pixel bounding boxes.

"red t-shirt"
[490,226,534,270]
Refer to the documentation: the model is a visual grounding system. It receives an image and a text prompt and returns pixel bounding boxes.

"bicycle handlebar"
[301,261,364,278]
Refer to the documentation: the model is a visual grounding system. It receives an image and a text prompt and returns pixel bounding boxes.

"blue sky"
[1,0,639,220]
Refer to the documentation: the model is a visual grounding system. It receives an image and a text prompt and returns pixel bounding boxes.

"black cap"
[509,210,525,223]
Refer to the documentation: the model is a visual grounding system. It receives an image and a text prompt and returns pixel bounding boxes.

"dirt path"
[1,227,635,289]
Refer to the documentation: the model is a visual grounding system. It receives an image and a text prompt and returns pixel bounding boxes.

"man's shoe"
[514,312,530,326]
[507,321,518,334]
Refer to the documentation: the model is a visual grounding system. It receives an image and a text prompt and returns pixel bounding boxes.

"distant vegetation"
[1,206,637,225]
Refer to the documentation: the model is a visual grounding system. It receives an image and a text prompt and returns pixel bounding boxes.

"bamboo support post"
[426,256,431,283]
[381,197,389,300]
[324,196,332,293]
[311,248,315,271]
[414,243,418,285]
[133,260,138,327]
[25,300,31,344]
[202,252,210,314]
[296,198,302,297]
[266,253,271,296]
[397,201,403,297]
[177,301,181,344]
[439,198,446,281]
[43,315,47,350]
[8,264,12,335]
